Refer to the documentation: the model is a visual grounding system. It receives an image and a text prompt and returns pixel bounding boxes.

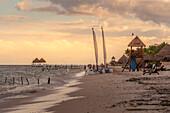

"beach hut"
[32,58,40,64]
[118,55,128,64]
[122,36,146,72]
[155,43,170,62]
[144,54,156,62]
[109,60,117,66]
[111,56,115,60]
[109,56,116,65]
[39,58,46,63]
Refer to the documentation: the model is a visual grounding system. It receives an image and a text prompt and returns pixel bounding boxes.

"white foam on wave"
[5,71,85,113]
[0,65,84,99]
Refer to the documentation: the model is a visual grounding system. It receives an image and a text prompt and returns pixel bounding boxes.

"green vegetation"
[125,42,166,56]
[125,48,130,56]
[143,42,166,55]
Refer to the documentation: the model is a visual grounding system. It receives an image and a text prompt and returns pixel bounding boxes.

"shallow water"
[3,72,85,113]
[0,65,84,99]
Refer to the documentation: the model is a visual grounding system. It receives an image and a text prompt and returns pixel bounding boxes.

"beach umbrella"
[32,58,40,63]
[39,58,46,63]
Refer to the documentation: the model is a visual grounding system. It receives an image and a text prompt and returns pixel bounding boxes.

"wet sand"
[0,71,84,113]
[47,70,170,113]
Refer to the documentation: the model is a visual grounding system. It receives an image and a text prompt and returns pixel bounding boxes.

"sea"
[0,65,84,99]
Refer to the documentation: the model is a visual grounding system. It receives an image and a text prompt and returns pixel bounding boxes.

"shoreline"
[0,71,85,113]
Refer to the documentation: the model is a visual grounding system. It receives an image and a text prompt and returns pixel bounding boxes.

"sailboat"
[101,27,114,73]
[86,27,114,75]
[86,28,99,74]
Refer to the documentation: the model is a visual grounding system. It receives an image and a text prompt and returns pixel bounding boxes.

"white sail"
[92,28,98,70]
[101,26,107,67]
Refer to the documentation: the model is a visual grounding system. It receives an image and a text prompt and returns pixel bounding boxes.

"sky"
[0,0,170,65]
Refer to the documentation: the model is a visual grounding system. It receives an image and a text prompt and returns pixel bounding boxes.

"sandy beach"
[0,67,170,113]
[47,70,170,113]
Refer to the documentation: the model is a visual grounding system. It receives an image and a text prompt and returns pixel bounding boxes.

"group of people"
[145,61,166,71]
[84,63,109,71]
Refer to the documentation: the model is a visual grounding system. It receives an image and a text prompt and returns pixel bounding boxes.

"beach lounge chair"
[143,64,159,75]
[158,65,166,71]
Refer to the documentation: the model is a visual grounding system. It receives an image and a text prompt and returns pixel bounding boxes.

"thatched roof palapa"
[32,58,40,63]
[128,36,146,47]
[109,60,117,65]
[155,44,170,61]
[156,44,170,57]
[39,58,46,63]
[118,55,128,64]
[111,56,115,60]
[144,54,156,62]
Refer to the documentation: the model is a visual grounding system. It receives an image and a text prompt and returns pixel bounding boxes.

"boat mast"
[92,28,98,70]
[101,26,107,68]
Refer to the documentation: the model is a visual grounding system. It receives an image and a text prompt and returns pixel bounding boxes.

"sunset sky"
[0,0,170,65]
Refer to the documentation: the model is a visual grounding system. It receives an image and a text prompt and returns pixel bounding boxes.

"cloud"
[15,0,32,11]
[0,17,169,64]
[133,1,170,25]
[15,0,170,26]
[0,0,7,3]
[0,15,27,21]
[31,4,67,14]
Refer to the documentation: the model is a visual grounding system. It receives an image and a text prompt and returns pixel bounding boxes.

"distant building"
[32,58,46,66]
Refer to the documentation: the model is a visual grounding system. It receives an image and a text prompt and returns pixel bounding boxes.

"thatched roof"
[109,60,117,65]
[156,44,170,57]
[39,58,46,63]
[128,36,146,47]
[144,54,155,61]
[154,56,162,61]
[118,55,128,64]
[111,56,115,59]
[32,58,40,63]
[162,55,170,62]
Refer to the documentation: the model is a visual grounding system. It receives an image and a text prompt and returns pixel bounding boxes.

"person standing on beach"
[42,67,45,71]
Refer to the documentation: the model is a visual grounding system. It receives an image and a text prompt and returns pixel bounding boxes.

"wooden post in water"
[26,78,29,85]
[13,77,15,84]
[21,77,23,85]
[5,77,7,83]
[38,79,39,85]
[47,78,50,84]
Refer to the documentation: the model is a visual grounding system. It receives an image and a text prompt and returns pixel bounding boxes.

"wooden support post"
[13,77,15,84]
[21,77,23,85]
[38,79,39,85]
[47,78,50,84]
[26,78,29,85]
[129,46,132,72]
[5,77,7,83]
[141,46,145,71]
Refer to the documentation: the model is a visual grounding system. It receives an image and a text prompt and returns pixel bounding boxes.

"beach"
[47,65,170,113]
[47,70,170,113]
[0,66,170,113]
